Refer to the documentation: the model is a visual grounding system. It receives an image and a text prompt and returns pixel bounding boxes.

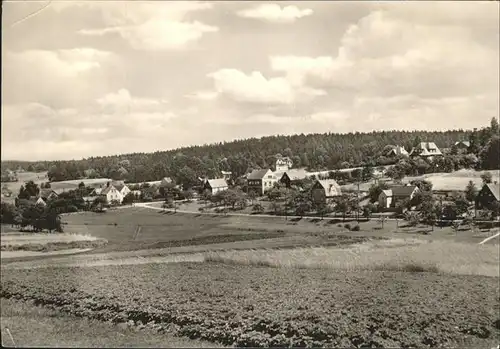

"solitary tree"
[464,181,478,203]
[480,172,493,185]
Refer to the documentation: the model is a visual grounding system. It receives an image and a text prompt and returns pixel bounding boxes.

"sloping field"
[204,239,500,277]
[404,169,500,191]
[50,178,112,192]
[341,169,500,192]
[0,298,223,348]
[1,263,498,348]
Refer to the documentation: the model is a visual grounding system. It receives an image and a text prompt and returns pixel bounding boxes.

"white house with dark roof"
[378,185,419,209]
[275,157,293,172]
[98,184,124,204]
[247,169,278,195]
[204,178,229,195]
[409,142,443,160]
[386,145,409,157]
[278,168,310,188]
[311,179,342,204]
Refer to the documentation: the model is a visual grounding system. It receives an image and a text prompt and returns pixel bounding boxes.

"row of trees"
[1,202,63,233]
[6,123,498,187]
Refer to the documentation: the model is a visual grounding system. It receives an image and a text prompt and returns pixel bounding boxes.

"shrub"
[351,225,361,231]
[337,224,342,227]
[344,223,351,230]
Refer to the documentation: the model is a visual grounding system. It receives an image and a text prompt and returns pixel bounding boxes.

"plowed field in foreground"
[1,263,499,348]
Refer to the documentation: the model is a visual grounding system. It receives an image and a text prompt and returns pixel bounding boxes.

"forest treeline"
[2,120,499,188]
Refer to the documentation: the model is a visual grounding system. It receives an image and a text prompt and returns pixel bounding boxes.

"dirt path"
[478,230,500,245]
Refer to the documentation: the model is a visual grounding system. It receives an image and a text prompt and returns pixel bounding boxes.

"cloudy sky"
[2,1,499,161]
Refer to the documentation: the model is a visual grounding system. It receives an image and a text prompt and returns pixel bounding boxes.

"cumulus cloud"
[236,3,313,23]
[5,48,111,78]
[76,1,218,50]
[2,48,116,107]
[96,89,168,113]
[207,68,326,105]
[269,6,499,100]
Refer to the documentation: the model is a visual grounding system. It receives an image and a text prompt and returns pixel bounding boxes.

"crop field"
[3,207,499,347]
[1,262,499,348]
[0,298,222,348]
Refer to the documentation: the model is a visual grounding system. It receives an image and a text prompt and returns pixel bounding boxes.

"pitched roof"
[39,188,57,199]
[387,185,418,197]
[410,142,442,156]
[387,145,409,156]
[485,183,500,201]
[161,177,173,185]
[455,141,470,147]
[100,185,118,195]
[281,169,309,181]
[206,178,228,189]
[276,156,292,165]
[247,169,271,180]
[315,179,342,197]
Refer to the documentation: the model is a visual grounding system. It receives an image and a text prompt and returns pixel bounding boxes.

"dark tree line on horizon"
[2,120,499,189]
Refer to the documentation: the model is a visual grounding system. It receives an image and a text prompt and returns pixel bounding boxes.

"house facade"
[279,169,309,188]
[100,185,124,204]
[378,185,419,209]
[275,157,293,172]
[204,178,229,195]
[453,141,471,154]
[386,145,409,157]
[247,169,278,196]
[476,183,500,210]
[311,179,342,204]
[221,171,232,181]
[409,142,443,160]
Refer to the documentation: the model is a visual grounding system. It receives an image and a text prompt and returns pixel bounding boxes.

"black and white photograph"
[1,1,500,347]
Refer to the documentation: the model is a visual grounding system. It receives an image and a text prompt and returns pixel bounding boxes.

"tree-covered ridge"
[2,120,499,186]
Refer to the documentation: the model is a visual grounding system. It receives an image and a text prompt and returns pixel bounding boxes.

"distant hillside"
[2,121,499,188]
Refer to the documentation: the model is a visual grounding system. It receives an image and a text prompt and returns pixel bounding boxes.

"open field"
[1,262,499,348]
[0,232,108,255]
[1,171,47,203]
[204,238,500,277]
[49,178,112,192]
[0,298,222,348]
[341,169,500,192]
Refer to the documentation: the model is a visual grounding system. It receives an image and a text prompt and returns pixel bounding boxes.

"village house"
[475,182,500,210]
[279,169,310,188]
[310,179,342,204]
[39,188,59,202]
[453,141,471,153]
[409,142,443,160]
[160,177,173,187]
[203,178,229,195]
[1,169,18,182]
[111,181,131,198]
[378,185,420,209]
[98,184,124,204]
[246,169,278,196]
[15,196,47,208]
[275,157,293,172]
[221,171,232,182]
[386,145,409,157]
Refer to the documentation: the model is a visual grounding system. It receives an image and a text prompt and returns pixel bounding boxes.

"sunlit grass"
[204,239,500,277]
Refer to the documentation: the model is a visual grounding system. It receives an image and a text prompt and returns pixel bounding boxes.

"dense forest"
[2,119,499,188]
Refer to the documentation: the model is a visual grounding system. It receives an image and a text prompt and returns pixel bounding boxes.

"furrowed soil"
[1,263,499,348]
